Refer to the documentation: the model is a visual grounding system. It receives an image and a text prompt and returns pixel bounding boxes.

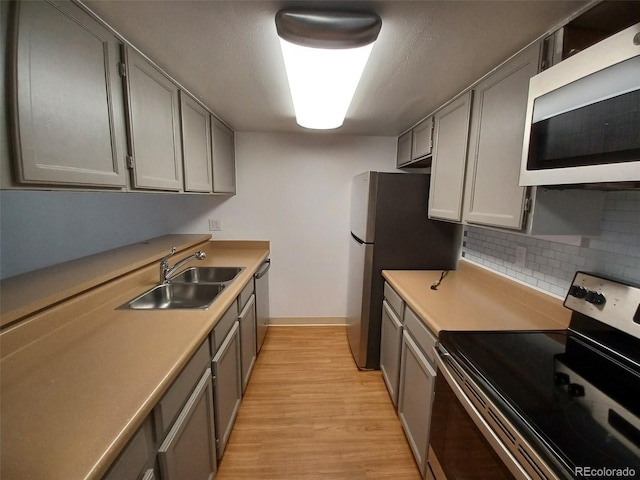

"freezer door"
[346,233,375,369]
[350,171,376,243]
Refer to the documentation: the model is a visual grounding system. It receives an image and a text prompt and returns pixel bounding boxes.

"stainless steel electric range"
[431,272,640,480]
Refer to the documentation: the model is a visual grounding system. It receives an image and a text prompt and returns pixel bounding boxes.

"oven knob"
[568,383,585,398]
[585,291,606,305]
[569,285,587,298]
[554,372,570,385]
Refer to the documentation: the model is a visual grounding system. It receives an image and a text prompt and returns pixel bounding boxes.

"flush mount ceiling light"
[275,9,382,130]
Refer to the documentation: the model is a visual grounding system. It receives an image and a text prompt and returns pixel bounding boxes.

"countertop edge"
[382,259,571,335]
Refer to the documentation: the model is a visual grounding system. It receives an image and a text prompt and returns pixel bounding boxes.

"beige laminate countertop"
[0,234,212,327]
[383,259,571,334]
[0,239,270,480]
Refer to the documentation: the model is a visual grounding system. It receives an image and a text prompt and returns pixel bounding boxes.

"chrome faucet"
[160,247,206,284]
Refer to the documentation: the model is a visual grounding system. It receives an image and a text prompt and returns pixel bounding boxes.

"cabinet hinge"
[118,62,127,78]
[211,375,216,386]
[523,196,532,213]
[126,155,134,169]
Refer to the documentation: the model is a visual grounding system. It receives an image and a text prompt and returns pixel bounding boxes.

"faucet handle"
[161,247,177,263]
[195,251,206,260]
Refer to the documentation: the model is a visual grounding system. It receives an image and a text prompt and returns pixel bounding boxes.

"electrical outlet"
[208,219,221,231]
[515,246,527,268]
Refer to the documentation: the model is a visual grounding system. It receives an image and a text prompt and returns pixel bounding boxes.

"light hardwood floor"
[216,326,421,479]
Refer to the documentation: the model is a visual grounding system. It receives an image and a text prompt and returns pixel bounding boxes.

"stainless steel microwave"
[520,22,640,187]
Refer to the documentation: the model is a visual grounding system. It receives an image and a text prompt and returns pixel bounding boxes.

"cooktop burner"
[439,272,640,480]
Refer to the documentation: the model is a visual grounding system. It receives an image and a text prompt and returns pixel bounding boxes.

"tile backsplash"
[461,191,640,298]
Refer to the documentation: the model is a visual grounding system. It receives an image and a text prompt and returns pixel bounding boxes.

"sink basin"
[124,283,225,310]
[170,266,244,284]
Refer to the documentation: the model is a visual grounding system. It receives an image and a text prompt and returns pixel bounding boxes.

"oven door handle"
[435,355,532,480]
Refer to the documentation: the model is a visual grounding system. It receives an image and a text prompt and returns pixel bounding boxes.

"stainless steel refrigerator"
[346,171,461,370]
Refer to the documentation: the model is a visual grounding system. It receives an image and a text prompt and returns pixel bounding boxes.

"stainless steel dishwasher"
[254,259,270,353]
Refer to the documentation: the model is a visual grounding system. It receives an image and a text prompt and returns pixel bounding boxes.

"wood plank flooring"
[216,326,421,479]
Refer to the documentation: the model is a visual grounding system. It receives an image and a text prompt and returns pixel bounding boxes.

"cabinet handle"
[254,259,271,279]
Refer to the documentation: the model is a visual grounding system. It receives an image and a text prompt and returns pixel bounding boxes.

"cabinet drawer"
[238,279,254,311]
[384,282,404,321]
[403,306,437,365]
[154,340,210,439]
[211,302,239,353]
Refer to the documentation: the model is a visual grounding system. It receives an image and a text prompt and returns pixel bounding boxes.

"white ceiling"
[83,0,587,136]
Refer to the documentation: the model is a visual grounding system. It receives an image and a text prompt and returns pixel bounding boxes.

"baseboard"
[269,317,347,326]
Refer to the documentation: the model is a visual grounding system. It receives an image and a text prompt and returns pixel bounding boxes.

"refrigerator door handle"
[351,232,365,245]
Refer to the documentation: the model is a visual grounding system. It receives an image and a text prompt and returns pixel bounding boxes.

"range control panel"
[564,272,640,340]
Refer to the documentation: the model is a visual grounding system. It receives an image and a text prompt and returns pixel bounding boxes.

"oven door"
[430,351,558,480]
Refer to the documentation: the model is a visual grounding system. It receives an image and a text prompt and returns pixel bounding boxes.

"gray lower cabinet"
[179,91,212,193]
[239,294,257,393]
[123,45,183,191]
[158,369,217,480]
[142,470,156,480]
[397,307,438,479]
[380,300,403,407]
[211,320,242,459]
[103,341,212,480]
[11,0,127,187]
[211,117,236,194]
[102,416,156,480]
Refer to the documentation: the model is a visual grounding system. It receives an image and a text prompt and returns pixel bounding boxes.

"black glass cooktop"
[439,328,640,479]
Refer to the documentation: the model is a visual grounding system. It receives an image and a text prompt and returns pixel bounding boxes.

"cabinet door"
[412,117,433,160]
[396,131,413,167]
[158,369,217,480]
[211,117,236,194]
[428,91,472,222]
[12,0,127,187]
[463,43,540,229]
[123,46,182,191]
[398,331,436,478]
[239,294,257,393]
[179,91,212,193]
[212,321,242,459]
[380,300,403,407]
[103,416,155,480]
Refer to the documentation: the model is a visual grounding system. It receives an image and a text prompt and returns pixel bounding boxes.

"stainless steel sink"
[170,266,244,284]
[124,283,225,310]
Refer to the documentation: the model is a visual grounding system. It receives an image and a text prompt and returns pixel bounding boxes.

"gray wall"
[0,191,226,278]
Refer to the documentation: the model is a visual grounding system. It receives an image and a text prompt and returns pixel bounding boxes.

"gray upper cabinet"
[396,116,433,169]
[463,43,540,229]
[396,131,413,168]
[11,0,127,187]
[179,91,212,193]
[411,116,433,160]
[211,117,236,195]
[428,91,472,222]
[123,46,183,191]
